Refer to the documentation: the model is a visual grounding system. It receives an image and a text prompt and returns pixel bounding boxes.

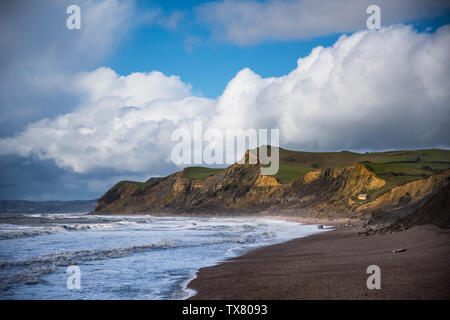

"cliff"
[93,148,450,228]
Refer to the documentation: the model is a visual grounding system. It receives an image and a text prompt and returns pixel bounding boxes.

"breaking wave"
[0,235,265,291]
[0,221,143,240]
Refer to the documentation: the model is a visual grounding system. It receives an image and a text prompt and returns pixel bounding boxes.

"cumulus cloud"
[196,0,450,45]
[0,68,215,173]
[1,25,449,175]
[210,24,450,150]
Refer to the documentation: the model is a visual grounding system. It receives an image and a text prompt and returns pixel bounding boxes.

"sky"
[0,0,449,200]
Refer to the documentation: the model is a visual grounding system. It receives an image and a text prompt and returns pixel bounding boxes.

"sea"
[0,212,328,299]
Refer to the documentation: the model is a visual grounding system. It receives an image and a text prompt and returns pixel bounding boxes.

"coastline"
[187,223,450,300]
[177,215,332,300]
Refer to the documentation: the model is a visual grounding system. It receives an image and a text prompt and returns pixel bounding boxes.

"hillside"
[93,147,450,228]
[384,183,450,230]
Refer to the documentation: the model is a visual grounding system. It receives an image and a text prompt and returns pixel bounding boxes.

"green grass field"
[274,164,313,184]
[183,166,224,179]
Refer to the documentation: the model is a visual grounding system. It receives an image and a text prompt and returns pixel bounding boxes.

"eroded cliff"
[94,149,450,229]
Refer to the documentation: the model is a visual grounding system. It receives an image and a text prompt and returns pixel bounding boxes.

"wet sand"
[188,225,450,299]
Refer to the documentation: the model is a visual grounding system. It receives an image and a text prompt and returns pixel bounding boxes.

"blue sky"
[108,32,342,98]
[0,0,449,200]
[106,1,450,98]
[105,4,342,98]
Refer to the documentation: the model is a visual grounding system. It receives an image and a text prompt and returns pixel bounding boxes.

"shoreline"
[178,215,330,300]
[178,215,331,300]
[187,223,450,299]
[258,214,361,226]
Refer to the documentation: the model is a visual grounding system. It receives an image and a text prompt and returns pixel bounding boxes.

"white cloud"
[73,67,193,107]
[1,25,449,174]
[196,0,450,45]
[210,25,450,150]
[0,68,215,173]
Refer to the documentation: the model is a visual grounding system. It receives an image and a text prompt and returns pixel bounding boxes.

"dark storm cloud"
[0,154,176,200]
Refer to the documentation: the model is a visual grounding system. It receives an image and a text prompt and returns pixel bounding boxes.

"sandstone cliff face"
[94,174,179,213]
[308,163,385,198]
[357,169,450,213]
[302,171,321,183]
[366,170,450,228]
[254,175,282,187]
[388,183,450,229]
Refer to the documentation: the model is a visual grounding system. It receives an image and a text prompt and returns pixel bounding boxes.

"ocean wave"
[0,221,143,240]
[0,226,68,240]
[0,238,179,291]
[60,223,117,231]
[0,234,266,291]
